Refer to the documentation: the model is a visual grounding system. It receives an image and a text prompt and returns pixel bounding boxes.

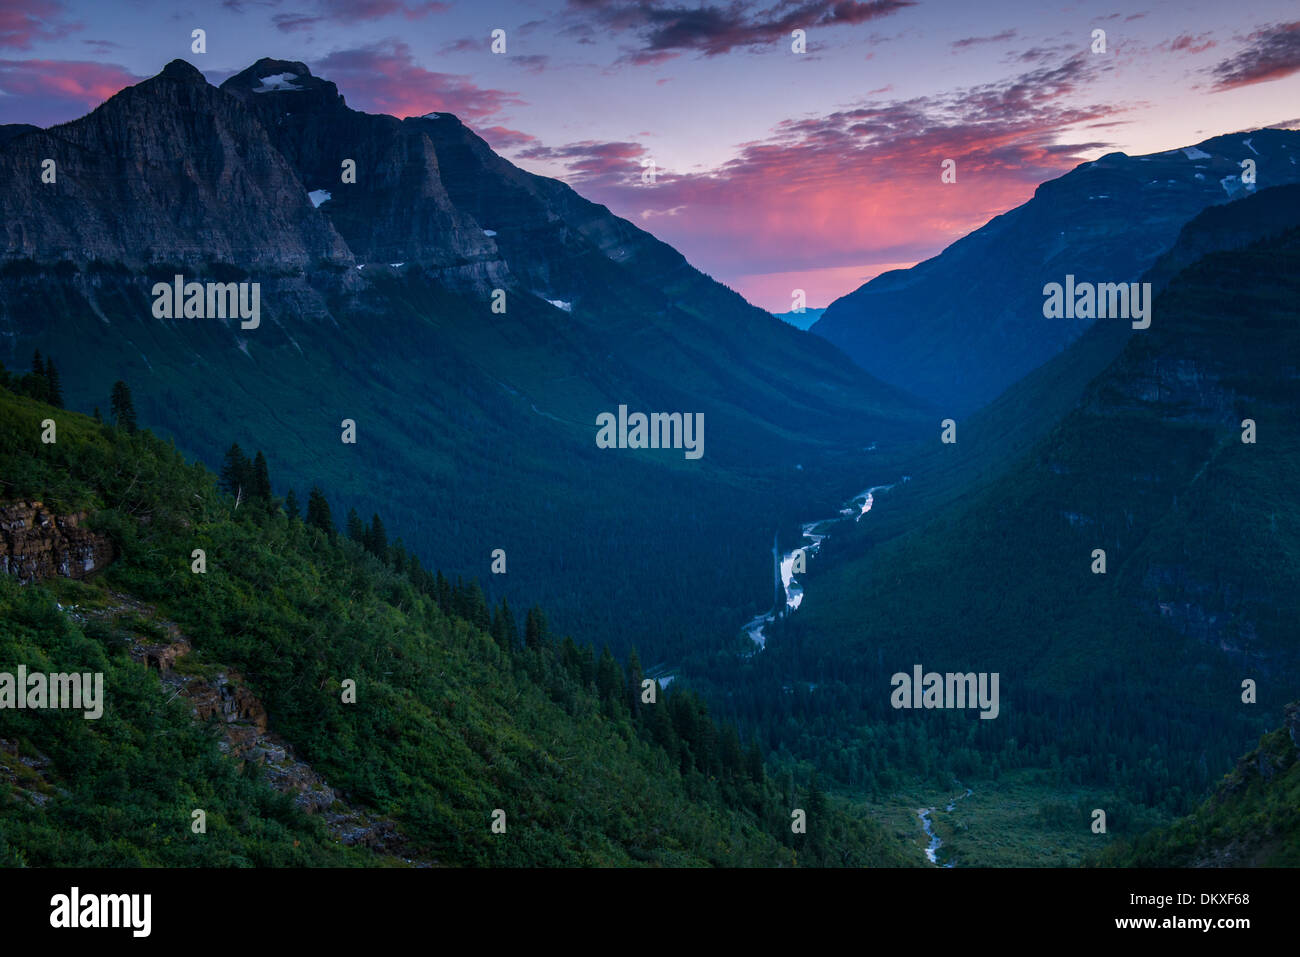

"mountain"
[0,379,914,867]
[714,210,1300,835]
[0,58,928,663]
[811,129,1300,413]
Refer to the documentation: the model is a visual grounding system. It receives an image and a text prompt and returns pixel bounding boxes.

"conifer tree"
[365,513,387,557]
[305,486,333,534]
[43,357,63,408]
[220,444,252,498]
[346,508,366,543]
[109,380,137,433]
[284,488,300,520]
[252,450,272,500]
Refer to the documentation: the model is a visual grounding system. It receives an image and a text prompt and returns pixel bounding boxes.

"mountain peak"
[158,59,206,84]
[220,59,338,100]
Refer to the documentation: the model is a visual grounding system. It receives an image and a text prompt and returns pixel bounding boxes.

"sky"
[2,0,1298,310]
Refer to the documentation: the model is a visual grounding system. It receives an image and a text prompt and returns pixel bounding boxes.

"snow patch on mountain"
[254,73,302,92]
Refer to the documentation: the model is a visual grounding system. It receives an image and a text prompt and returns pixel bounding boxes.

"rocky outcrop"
[0,501,113,583]
[87,593,413,855]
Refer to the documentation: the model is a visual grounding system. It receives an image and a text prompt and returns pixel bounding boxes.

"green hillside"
[0,377,911,867]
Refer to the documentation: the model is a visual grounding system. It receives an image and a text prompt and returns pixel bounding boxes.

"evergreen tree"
[597,646,625,716]
[252,450,272,500]
[365,513,387,557]
[92,407,102,425]
[43,358,63,408]
[30,349,42,379]
[464,581,490,632]
[305,486,333,534]
[219,444,252,499]
[524,606,548,651]
[346,508,366,543]
[109,380,137,433]
[625,646,645,718]
[284,488,300,520]
[496,599,519,650]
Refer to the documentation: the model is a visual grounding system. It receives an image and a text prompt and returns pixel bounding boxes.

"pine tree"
[346,508,366,543]
[92,407,102,424]
[305,486,333,534]
[43,358,63,409]
[31,349,42,378]
[220,443,252,499]
[252,450,272,500]
[524,606,548,651]
[109,380,137,433]
[284,488,300,520]
[365,513,387,557]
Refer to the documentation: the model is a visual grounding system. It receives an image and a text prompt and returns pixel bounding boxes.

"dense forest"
[0,365,911,867]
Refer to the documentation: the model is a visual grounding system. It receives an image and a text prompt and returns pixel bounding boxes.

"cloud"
[274,13,323,32]
[0,58,139,125]
[313,40,523,120]
[479,125,539,151]
[518,53,1121,308]
[951,29,1016,50]
[567,0,915,58]
[1164,32,1216,55]
[518,139,649,182]
[510,54,551,73]
[1209,21,1300,90]
[0,0,81,50]
[271,0,448,31]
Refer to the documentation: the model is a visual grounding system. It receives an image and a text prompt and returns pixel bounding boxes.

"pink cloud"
[0,0,81,50]
[522,53,1121,310]
[1210,21,1300,90]
[313,41,523,121]
[0,58,140,125]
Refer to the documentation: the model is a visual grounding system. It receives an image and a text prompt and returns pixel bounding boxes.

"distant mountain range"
[812,129,1300,413]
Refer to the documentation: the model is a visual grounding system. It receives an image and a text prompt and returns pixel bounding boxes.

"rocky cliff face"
[0,61,351,270]
[0,501,113,583]
[811,129,1300,412]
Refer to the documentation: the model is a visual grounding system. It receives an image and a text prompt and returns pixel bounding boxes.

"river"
[743,479,907,650]
[918,785,974,866]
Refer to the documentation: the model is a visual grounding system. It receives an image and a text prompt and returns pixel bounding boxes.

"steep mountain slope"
[1097,704,1300,867]
[721,221,1300,816]
[828,183,1300,552]
[812,129,1300,412]
[0,59,928,663]
[0,380,913,867]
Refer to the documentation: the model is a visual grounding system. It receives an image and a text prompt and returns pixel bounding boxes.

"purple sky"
[3,0,1298,309]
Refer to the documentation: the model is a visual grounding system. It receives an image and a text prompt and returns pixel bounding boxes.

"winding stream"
[743,479,907,650]
[918,785,974,867]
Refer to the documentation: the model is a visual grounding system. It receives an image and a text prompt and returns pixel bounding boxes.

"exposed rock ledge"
[0,501,114,583]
